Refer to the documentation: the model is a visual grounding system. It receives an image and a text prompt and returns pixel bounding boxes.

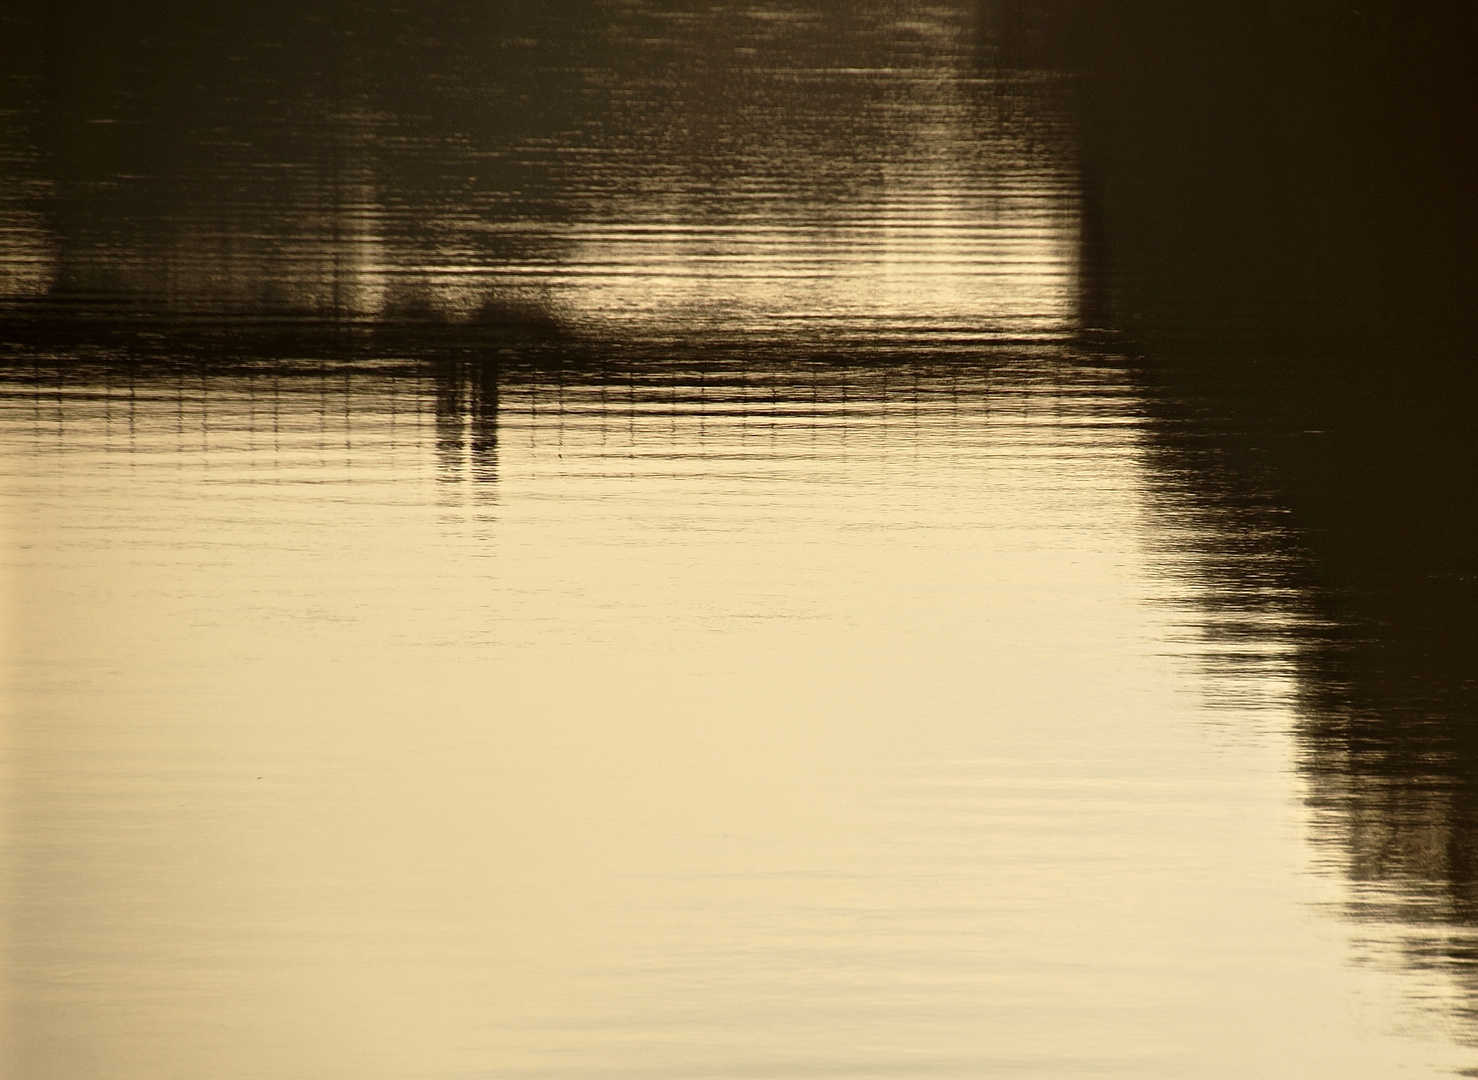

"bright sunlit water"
[0,359,1470,1078]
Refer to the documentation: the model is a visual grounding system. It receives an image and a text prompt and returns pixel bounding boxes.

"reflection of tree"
[1018,0,1478,1033]
[1138,390,1478,1035]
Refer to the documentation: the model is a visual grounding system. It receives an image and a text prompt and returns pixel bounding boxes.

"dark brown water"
[3,2,1476,1077]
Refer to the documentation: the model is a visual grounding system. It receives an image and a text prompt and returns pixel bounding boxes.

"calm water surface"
[3,1,1477,1078]
[1,357,1463,1079]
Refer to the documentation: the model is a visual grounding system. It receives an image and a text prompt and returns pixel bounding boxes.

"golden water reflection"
[4,358,1473,1078]
[0,1,1076,347]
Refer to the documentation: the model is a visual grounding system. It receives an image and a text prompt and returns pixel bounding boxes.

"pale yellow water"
[2,359,1471,1078]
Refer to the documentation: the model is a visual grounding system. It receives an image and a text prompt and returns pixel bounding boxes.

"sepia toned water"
[4,1,1478,1078]
[0,356,1463,1080]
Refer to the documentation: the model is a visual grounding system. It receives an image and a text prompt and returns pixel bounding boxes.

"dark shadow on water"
[1002,0,1478,1033]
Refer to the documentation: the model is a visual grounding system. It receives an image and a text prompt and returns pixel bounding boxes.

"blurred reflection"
[1,0,1077,348]
[433,358,499,487]
[538,5,1077,344]
[1017,0,1478,1038]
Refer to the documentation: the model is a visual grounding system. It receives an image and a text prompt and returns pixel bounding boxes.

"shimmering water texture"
[0,1,1076,350]
[4,1,1478,1078]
